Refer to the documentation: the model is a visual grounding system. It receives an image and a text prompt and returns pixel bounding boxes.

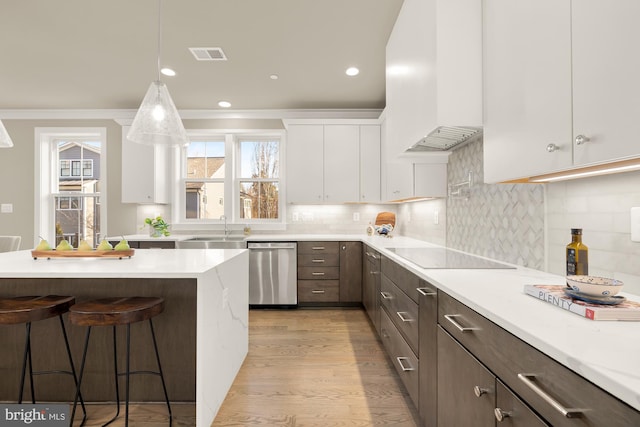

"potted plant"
[144,216,170,237]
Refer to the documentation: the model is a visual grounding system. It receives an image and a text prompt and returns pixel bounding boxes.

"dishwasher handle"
[248,242,297,250]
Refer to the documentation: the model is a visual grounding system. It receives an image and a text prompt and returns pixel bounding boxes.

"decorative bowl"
[566,275,624,297]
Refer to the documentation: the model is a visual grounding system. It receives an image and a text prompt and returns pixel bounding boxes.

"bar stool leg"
[125,323,131,427]
[58,315,87,424]
[149,319,172,424]
[72,327,92,426]
[104,326,120,427]
[18,322,37,404]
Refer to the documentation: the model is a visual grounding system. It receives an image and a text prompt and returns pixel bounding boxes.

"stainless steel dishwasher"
[248,242,297,308]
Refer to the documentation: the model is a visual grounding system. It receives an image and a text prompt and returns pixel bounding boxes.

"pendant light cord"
[157,0,162,82]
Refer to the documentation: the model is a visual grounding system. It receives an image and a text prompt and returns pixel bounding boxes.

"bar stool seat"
[0,295,86,420]
[69,297,171,427]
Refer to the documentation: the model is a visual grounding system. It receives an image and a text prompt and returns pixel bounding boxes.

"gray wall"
[0,119,137,249]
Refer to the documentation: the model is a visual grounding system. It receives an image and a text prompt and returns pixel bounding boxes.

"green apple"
[97,239,113,251]
[77,239,93,251]
[114,237,130,251]
[35,237,52,251]
[56,239,73,251]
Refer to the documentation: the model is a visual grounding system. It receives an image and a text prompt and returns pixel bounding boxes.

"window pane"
[83,160,93,177]
[72,160,81,176]
[239,140,279,178]
[239,181,279,219]
[186,141,225,179]
[54,196,100,248]
[185,181,225,219]
[60,160,70,177]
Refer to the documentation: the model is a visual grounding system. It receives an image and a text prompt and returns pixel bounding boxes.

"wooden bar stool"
[0,295,86,421]
[69,297,172,426]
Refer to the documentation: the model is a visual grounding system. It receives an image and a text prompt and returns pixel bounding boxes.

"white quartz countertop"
[0,248,246,279]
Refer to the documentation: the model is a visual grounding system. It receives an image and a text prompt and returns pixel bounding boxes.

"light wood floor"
[70,308,418,426]
[212,308,419,426]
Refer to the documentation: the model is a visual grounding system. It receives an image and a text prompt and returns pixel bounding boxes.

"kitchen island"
[0,248,248,426]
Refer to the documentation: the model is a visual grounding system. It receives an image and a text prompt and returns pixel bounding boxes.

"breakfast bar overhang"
[0,248,249,426]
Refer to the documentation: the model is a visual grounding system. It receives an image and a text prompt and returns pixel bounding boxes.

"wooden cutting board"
[375,212,396,227]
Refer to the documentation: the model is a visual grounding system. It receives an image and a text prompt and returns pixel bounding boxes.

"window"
[238,139,280,220]
[36,129,106,249]
[177,132,283,226]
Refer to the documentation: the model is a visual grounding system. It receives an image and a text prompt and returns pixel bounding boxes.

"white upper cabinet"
[572,0,640,166]
[286,124,324,204]
[359,125,381,203]
[385,0,481,158]
[286,122,381,204]
[323,125,360,203]
[121,126,170,204]
[483,0,640,183]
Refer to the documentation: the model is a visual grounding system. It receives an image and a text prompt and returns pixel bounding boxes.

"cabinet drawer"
[297,253,339,267]
[297,266,339,280]
[380,309,419,408]
[380,275,419,354]
[381,256,421,304]
[364,247,381,269]
[438,291,640,427]
[297,241,339,255]
[298,280,339,302]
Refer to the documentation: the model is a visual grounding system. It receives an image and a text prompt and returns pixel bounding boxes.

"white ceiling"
[0,0,403,111]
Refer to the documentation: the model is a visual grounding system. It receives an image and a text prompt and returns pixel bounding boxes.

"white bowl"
[566,275,624,297]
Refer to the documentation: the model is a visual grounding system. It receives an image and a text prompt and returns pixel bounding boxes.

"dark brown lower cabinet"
[438,326,496,427]
[362,245,381,333]
[418,281,438,427]
[495,380,548,426]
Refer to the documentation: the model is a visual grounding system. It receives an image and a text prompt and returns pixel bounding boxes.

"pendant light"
[0,120,14,148]
[127,0,188,147]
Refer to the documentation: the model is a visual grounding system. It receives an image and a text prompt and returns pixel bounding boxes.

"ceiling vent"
[189,47,227,61]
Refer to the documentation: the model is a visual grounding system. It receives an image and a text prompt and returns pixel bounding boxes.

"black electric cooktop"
[388,247,515,269]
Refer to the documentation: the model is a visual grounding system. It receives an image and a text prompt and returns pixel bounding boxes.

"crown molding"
[0,108,383,121]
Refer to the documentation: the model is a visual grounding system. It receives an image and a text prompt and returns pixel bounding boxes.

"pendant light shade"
[127,80,188,146]
[0,120,14,148]
[127,0,188,147]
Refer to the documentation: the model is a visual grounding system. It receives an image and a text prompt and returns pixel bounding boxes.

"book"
[524,284,640,321]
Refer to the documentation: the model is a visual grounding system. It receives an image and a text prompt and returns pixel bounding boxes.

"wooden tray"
[375,211,396,227]
[31,249,135,259]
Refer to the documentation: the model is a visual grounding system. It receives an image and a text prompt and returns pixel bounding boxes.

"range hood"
[406,126,482,152]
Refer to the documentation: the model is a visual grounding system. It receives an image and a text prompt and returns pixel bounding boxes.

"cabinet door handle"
[396,357,415,371]
[311,246,325,250]
[369,270,380,275]
[517,374,586,418]
[575,134,590,145]
[380,291,392,300]
[443,314,478,332]
[416,287,436,296]
[473,386,490,397]
[311,272,325,276]
[311,259,325,263]
[494,408,511,422]
[546,143,560,152]
[311,290,325,294]
[396,311,414,322]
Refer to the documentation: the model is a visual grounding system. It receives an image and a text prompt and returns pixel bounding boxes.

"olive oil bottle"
[566,228,588,275]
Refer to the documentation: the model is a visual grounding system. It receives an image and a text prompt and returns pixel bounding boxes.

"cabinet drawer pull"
[311,290,325,294]
[311,259,325,263]
[396,357,415,371]
[517,374,586,418]
[473,386,490,397]
[494,408,511,422]
[443,314,478,332]
[380,291,392,300]
[369,271,380,275]
[416,287,436,296]
[311,272,325,276]
[396,311,414,322]
[311,246,325,250]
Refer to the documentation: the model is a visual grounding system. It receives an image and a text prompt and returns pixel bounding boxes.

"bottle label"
[567,248,588,275]
[567,248,577,275]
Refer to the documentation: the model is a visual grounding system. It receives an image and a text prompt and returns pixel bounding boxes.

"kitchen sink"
[176,236,247,249]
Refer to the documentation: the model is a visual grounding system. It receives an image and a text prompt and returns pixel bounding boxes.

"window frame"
[171,129,286,231]
[34,128,107,247]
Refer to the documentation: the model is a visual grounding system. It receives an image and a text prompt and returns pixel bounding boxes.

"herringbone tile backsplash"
[447,138,546,269]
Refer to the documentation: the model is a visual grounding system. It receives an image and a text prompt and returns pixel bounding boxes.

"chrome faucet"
[220,215,229,237]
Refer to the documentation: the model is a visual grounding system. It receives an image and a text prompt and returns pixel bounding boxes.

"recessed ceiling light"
[218,101,231,108]
[160,68,176,77]
[346,67,360,76]
[270,74,279,80]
